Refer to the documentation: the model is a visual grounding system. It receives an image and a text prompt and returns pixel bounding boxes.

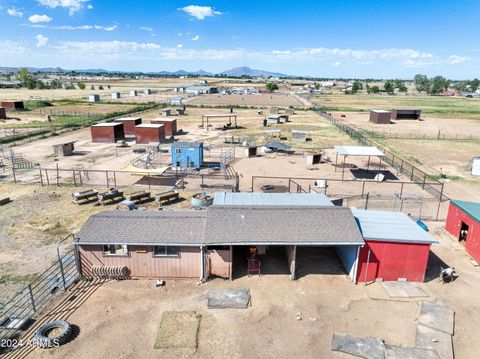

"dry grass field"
[185,93,305,107]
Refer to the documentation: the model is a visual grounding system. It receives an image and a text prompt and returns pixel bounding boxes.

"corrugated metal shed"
[213,192,334,207]
[352,209,437,244]
[334,146,385,157]
[450,199,480,223]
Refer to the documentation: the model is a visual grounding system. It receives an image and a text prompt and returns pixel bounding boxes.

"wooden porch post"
[290,245,297,280]
[229,245,233,281]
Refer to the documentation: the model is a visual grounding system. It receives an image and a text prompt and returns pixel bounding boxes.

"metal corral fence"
[251,175,449,221]
[0,237,79,345]
[8,166,240,192]
[340,194,450,222]
[317,111,447,201]
[361,129,480,142]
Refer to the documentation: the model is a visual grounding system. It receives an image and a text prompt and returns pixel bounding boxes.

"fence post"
[45,169,50,185]
[56,163,59,186]
[12,165,16,184]
[106,170,109,188]
[361,180,366,198]
[422,173,426,189]
[39,167,44,186]
[113,171,117,187]
[28,284,37,313]
[73,170,77,187]
[365,193,370,209]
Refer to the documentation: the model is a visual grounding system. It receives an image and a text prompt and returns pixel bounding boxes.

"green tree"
[384,80,395,94]
[16,68,34,88]
[77,82,86,90]
[266,82,279,92]
[50,79,62,89]
[98,85,104,90]
[469,78,480,92]
[368,85,379,94]
[351,81,363,94]
[90,85,95,90]
[413,74,430,93]
[430,76,449,95]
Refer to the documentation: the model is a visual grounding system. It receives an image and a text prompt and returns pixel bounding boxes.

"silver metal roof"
[213,192,334,207]
[334,146,385,157]
[351,209,437,244]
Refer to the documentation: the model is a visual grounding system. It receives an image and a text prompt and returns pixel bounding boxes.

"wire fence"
[318,111,447,201]
[251,175,448,221]
[0,240,79,346]
[361,129,480,141]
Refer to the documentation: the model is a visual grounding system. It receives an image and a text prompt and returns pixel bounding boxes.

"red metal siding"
[114,118,142,136]
[151,119,177,137]
[1,101,24,110]
[445,202,480,261]
[91,124,125,143]
[135,126,166,144]
[78,245,201,278]
[356,240,431,282]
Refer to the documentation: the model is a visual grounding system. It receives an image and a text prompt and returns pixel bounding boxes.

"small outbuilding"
[111,92,121,99]
[391,109,421,120]
[352,209,437,282]
[468,157,480,176]
[91,123,125,143]
[1,101,24,110]
[171,142,204,168]
[52,141,76,157]
[129,90,138,97]
[89,94,100,102]
[445,200,480,262]
[0,107,6,119]
[291,130,308,142]
[144,89,152,95]
[114,117,142,136]
[151,118,177,138]
[134,124,166,144]
[369,110,392,124]
[160,108,172,116]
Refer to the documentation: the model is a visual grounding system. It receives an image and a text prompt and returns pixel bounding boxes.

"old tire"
[35,320,72,348]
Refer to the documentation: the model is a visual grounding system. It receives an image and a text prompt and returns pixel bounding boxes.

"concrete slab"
[385,344,440,359]
[202,288,251,309]
[416,324,453,359]
[418,302,455,335]
[381,281,428,298]
[331,333,385,359]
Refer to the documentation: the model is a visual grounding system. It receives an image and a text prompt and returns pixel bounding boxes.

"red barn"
[445,200,480,262]
[134,124,165,144]
[114,117,142,136]
[91,123,125,143]
[1,101,24,110]
[352,209,437,282]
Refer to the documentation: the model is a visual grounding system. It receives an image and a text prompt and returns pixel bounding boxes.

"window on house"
[103,244,128,256]
[153,246,179,257]
[175,148,182,155]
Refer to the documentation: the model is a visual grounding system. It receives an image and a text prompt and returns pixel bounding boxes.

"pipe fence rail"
[0,238,79,346]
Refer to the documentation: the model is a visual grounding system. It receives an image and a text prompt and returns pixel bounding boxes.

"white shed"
[468,157,480,176]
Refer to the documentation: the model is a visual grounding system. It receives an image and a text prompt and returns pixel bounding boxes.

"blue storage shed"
[171,142,204,168]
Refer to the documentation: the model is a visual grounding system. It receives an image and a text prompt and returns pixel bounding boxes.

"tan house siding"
[78,245,201,278]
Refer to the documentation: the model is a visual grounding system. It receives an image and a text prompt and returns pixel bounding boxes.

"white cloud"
[87,4,93,9]
[0,40,28,55]
[7,8,23,17]
[29,24,117,31]
[37,0,90,15]
[29,14,52,23]
[177,44,183,48]
[36,34,48,47]
[191,35,200,41]
[333,61,341,66]
[447,55,471,65]
[140,26,153,32]
[179,5,221,20]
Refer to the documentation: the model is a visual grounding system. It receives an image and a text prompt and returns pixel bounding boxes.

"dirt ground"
[185,93,305,107]
[4,222,479,359]
[334,111,480,139]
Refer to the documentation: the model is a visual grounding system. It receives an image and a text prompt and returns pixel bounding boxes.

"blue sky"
[0,0,479,78]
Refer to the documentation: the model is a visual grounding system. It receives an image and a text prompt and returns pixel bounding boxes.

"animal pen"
[201,114,238,131]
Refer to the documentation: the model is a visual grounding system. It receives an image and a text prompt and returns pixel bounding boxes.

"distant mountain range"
[0,66,293,78]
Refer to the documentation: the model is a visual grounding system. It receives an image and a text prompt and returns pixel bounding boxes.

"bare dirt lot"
[185,93,305,107]
[5,222,480,359]
[334,111,480,140]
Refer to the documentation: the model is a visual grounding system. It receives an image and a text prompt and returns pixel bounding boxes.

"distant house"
[186,86,218,95]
